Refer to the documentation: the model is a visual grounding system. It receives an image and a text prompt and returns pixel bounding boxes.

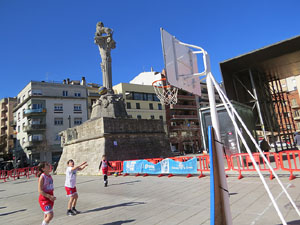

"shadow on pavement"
[100,219,135,225]
[0,209,26,216]
[277,220,300,225]
[83,202,145,214]
[0,207,7,210]
[110,180,141,186]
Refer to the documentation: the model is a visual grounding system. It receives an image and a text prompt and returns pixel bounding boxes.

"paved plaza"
[1,173,300,225]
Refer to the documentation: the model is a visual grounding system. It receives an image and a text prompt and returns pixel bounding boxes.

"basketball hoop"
[152,78,178,105]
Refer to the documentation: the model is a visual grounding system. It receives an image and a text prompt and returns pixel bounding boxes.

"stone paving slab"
[1,174,300,225]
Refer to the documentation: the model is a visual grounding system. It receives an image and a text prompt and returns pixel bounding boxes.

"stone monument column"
[91,22,127,119]
[94,22,116,94]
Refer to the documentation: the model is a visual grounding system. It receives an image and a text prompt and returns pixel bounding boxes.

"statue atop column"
[91,22,127,119]
[94,22,116,94]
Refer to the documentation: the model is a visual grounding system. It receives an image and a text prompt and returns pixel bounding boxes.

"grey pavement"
[1,173,300,225]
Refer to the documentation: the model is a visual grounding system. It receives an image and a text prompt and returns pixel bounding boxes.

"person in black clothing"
[98,155,113,187]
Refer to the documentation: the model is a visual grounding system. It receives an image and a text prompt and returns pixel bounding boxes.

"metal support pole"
[207,72,232,225]
[249,69,267,139]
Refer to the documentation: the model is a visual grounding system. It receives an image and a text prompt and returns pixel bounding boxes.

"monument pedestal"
[56,117,172,175]
[91,94,128,119]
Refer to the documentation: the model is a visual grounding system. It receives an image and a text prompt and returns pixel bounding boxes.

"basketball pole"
[207,71,233,225]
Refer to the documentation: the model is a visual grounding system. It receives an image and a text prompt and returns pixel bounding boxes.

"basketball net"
[152,78,178,105]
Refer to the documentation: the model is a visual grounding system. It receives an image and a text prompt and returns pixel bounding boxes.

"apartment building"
[166,82,221,154]
[13,80,88,164]
[0,97,17,159]
[113,82,166,122]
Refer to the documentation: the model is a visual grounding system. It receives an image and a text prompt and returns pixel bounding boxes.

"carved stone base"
[56,117,172,175]
[91,94,128,119]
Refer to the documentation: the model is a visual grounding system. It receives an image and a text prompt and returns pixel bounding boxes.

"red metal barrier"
[230,152,279,180]
[0,170,8,182]
[279,150,300,180]
[108,161,123,175]
[197,155,210,178]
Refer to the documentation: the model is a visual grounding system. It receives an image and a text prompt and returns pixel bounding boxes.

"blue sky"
[1,0,300,99]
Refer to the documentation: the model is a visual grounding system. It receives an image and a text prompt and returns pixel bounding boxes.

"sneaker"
[72,208,80,214]
[67,210,76,216]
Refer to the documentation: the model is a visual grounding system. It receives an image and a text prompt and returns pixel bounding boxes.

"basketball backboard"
[161,28,203,96]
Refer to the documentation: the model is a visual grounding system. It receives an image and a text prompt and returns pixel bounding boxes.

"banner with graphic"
[123,158,197,174]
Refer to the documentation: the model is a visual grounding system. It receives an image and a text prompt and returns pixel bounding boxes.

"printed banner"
[168,158,197,174]
[123,160,144,173]
[123,158,198,174]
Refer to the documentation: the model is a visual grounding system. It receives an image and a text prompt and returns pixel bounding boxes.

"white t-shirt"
[65,167,77,188]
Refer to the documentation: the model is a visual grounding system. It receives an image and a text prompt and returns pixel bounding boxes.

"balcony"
[27,139,44,147]
[23,124,46,132]
[1,106,8,112]
[291,104,300,109]
[23,108,47,117]
[9,120,16,127]
[170,104,197,110]
[170,115,198,120]
[294,116,300,120]
[177,95,196,100]
[169,125,200,131]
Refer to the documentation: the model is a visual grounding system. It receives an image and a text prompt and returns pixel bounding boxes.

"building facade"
[113,82,166,122]
[0,97,17,159]
[165,82,221,154]
[13,80,88,164]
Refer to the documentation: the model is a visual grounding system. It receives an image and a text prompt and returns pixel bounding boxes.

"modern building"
[13,80,88,164]
[0,97,17,159]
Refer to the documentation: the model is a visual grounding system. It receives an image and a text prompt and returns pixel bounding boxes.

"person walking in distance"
[99,155,113,187]
[294,132,300,150]
[37,162,56,225]
[259,138,271,152]
[65,160,88,216]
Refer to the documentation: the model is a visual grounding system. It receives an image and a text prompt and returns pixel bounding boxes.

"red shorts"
[39,192,54,214]
[102,169,108,175]
[65,186,77,196]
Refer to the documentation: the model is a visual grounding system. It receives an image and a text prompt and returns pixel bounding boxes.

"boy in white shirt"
[65,159,88,216]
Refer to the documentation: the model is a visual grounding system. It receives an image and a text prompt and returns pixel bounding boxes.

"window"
[150,115,155,119]
[291,99,297,106]
[126,102,131,109]
[31,134,43,141]
[63,91,68,96]
[149,103,153,110]
[22,95,25,101]
[18,126,20,132]
[22,137,25,144]
[22,122,25,130]
[283,112,290,118]
[133,93,143,100]
[74,104,82,112]
[125,92,133,100]
[74,118,82,125]
[158,103,162,110]
[32,118,41,125]
[32,103,43,109]
[137,115,142,119]
[54,118,63,125]
[159,115,163,120]
[32,90,42,95]
[54,104,63,112]
[287,124,291,129]
[18,112,20,121]
[22,109,25,118]
[297,122,300,130]
[147,94,154,101]
[74,92,81,97]
[55,134,61,141]
[28,90,32,96]
[153,95,159,102]
[136,103,140,109]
